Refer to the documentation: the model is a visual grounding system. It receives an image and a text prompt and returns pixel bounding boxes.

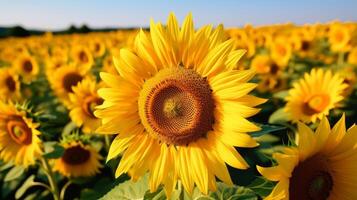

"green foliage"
[100,175,149,200]
[268,108,289,124]
[247,177,276,198]
[43,142,65,159]
[4,165,25,182]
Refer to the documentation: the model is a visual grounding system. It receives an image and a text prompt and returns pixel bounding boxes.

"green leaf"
[144,189,166,200]
[15,175,37,199]
[4,165,25,182]
[0,161,14,171]
[254,134,280,143]
[209,182,257,200]
[247,177,276,198]
[273,90,289,100]
[62,121,78,136]
[43,142,65,159]
[251,124,286,137]
[100,174,149,200]
[268,108,289,124]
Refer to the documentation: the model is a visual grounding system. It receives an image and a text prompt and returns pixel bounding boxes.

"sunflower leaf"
[15,175,36,199]
[43,142,65,159]
[209,182,257,200]
[100,174,149,200]
[4,165,25,182]
[268,108,289,124]
[247,177,276,198]
[273,90,289,100]
[251,124,286,137]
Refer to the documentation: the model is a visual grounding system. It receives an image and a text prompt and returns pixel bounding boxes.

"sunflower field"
[0,13,356,200]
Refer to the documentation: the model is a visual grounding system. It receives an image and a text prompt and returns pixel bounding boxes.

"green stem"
[104,135,111,151]
[60,180,72,200]
[338,52,345,66]
[41,158,60,200]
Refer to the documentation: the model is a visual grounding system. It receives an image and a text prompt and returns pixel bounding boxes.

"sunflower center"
[6,117,32,145]
[23,60,33,73]
[302,94,330,116]
[277,45,287,56]
[301,40,311,51]
[138,67,215,145]
[83,96,103,118]
[79,51,89,63]
[62,73,83,92]
[95,43,100,52]
[62,145,91,165]
[289,154,333,200]
[270,63,279,75]
[335,32,344,42]
[5,76,16,92]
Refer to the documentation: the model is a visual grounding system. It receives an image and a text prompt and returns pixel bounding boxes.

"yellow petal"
[215,139,249,169]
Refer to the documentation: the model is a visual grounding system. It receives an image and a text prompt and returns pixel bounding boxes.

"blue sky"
[0,0,356,30]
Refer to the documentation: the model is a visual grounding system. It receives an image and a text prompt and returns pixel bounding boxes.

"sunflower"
[257,74,287,93]
[53,141,102,177]
[270,36,292,68]
[45,57,67,78]
[250,54,279,75]
[70,46,93,71]
[0,68,21,101]
[0,101,42,166]
[95,13,266,196]
[337,66,357,96]
[49,64,90,107]
[257,115,357,200]
[13,54,39,83]
[285,68,347,123]
[328,24,352,52]
[347,47,357,65]
[90,39,106,58]
[68,79,103,133]
[102,55,118,74]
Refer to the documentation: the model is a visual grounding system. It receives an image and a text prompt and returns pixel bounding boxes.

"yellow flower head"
[250,54,280,75]
[329,24,352,52]
[69,79,103,133]
[257,115,357,200]
[270,36,292,68]
[95,13,266,196]
[0,101,42,166]
[13,54,39,83]
[89,38,106,58]
[70,45,94,71]
[53,141,102,177]
[285,68,347,123]
[49,64,90,107]
[347,47,357,65]
[0,68,21,101]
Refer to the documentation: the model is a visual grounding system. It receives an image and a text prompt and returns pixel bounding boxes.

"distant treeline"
[0,24,142,38]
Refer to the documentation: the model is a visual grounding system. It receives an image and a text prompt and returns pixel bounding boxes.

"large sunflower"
[95,13,266,196]
[49,64,90,107]
[0,68,21,101]
[53,140,102,177]
[285,68,347,123]
[257,115,357,200]
[0,101,42,166]
[68,79,103,133]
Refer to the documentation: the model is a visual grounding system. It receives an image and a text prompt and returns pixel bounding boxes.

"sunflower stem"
[104,135,111,151]
[40,157,61,200]
[60,180,72,200]
[338,52,345,66]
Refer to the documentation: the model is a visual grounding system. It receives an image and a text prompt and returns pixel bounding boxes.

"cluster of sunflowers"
[0,13,356,200]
